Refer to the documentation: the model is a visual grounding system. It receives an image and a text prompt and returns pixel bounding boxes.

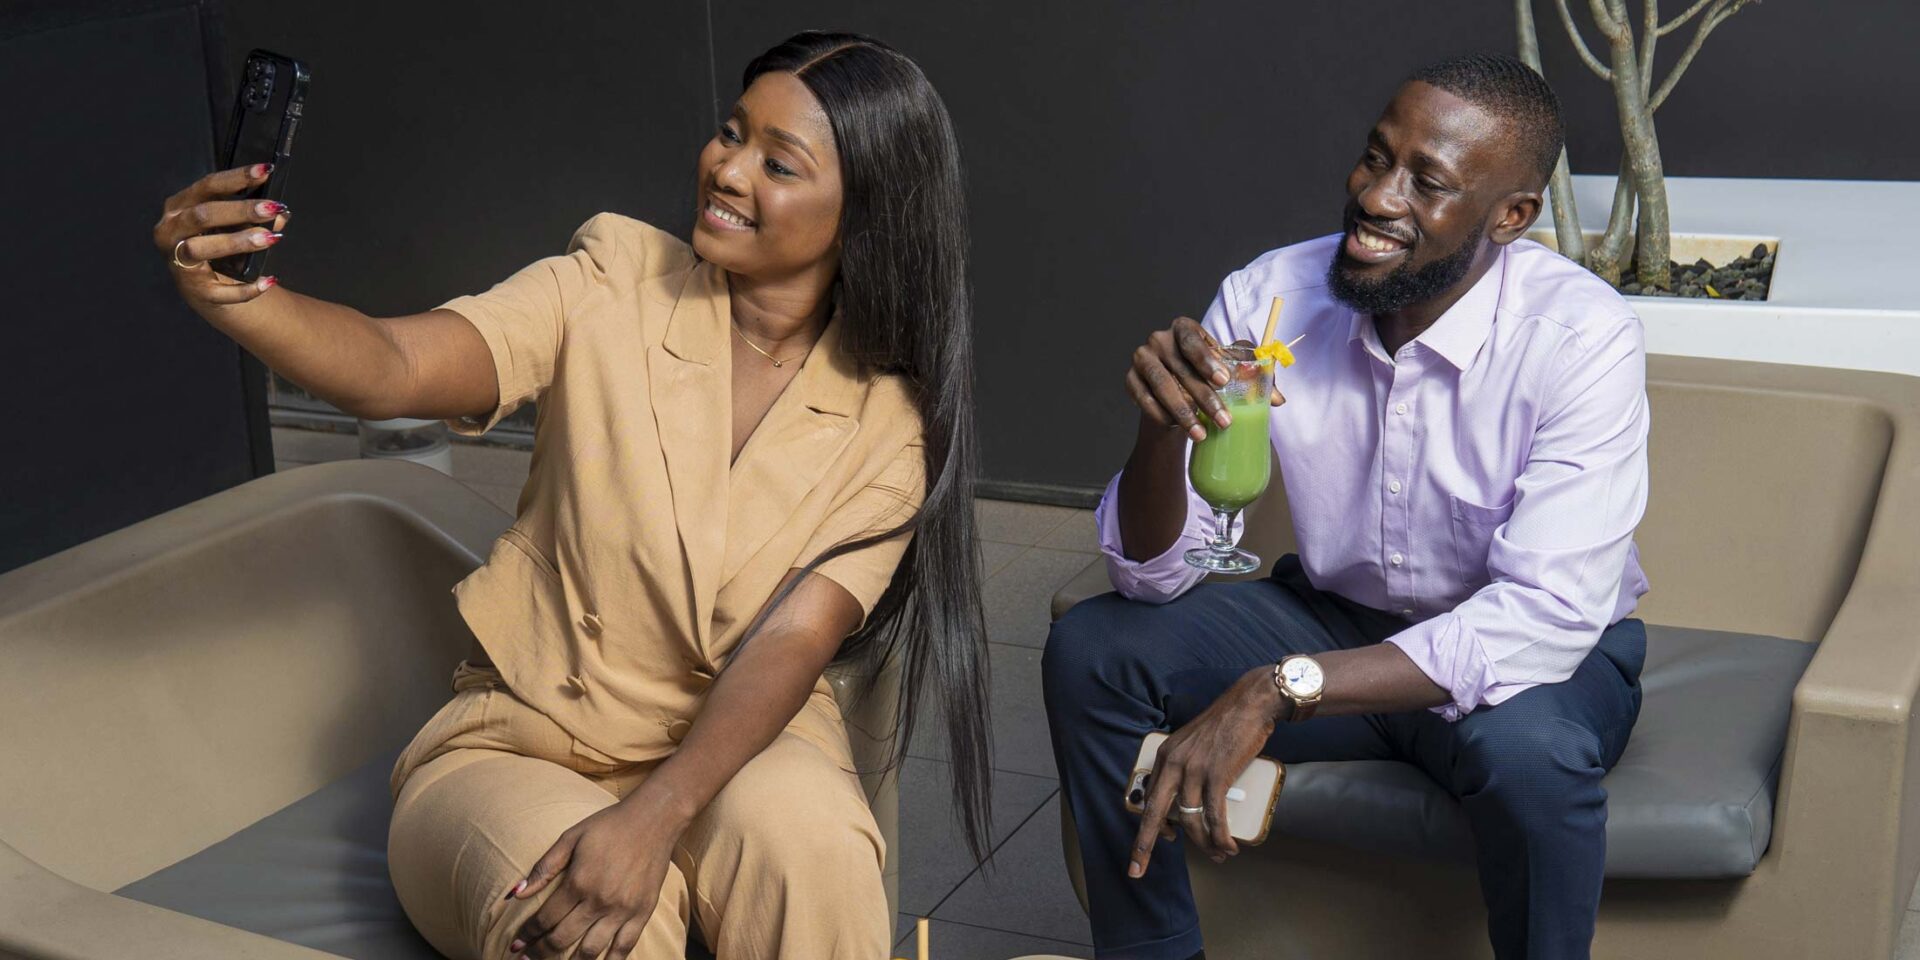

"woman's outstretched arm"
[155,163,498,422]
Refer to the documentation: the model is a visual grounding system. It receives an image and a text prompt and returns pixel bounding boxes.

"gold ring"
[171,238,207,270]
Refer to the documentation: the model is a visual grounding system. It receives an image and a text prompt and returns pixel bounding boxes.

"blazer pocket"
[499,526,561,581]
[1448,494,1515,586]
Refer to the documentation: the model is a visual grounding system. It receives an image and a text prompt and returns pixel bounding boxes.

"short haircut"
[1407,53,1564,188]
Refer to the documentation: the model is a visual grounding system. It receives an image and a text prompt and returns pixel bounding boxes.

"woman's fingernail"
[1128,862,1144,879]
[255,231,282,248]
[252,163,274,177]
[509,939,525,952]
[257,200,286,217]
[1189,426,1207,442]
[1215,410,1232,427]
[258,276,278,291]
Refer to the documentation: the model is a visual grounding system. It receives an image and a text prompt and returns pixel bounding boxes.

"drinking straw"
[1261,296,1286,346]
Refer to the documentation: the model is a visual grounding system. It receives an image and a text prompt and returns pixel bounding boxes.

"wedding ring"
[171,238,207,270]
[1177,804,1206,816]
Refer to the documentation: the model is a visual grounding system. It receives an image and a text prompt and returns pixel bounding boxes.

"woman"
[152,32,989,959]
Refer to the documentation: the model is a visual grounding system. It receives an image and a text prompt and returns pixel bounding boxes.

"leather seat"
[1055,562,1814,878]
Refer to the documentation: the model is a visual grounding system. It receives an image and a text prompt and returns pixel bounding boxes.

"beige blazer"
[440,214,924,766]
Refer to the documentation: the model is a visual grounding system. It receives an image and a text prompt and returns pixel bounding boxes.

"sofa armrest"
[0,839,334,960]
[1770,417,1920,949]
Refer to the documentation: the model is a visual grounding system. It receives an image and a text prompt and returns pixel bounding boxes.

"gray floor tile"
[270,426,358,463]
[933,795,1092,946]
[1900,910,1920,960]
[1035,510,1099,553]
[985,548,1100,649]
[976,500,1080,546]
[449,441,533,487]
[911,643,1057,780]
[895,916,1091,959]
[1909,874,1920,912]
[896,759,1058,918]
[979,540,1028,580]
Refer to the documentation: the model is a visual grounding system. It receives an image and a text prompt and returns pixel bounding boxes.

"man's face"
[1328,81,1529,316]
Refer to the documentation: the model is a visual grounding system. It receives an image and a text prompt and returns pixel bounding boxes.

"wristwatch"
[1272,655,1325,722]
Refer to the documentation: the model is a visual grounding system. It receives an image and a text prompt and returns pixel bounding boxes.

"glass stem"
[1212,508,1237,556]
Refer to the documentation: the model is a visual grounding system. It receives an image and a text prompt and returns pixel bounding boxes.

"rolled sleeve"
[439,213,624,436]
[805,440,926,622]
[1387,315,1650,719]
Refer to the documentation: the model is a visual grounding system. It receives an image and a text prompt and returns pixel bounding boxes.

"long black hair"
[741,33,992,863]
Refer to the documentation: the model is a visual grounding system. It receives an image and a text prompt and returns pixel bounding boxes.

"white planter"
[1538,175,1920,378]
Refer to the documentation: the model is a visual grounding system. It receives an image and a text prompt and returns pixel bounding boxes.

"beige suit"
[387,214,922,959]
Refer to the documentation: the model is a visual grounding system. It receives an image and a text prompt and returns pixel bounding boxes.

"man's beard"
[1326,208,1482,315]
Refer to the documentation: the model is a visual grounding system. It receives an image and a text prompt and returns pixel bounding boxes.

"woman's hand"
[504,796,688,959]
[152,163,291,306]
[1128,666,1284,876]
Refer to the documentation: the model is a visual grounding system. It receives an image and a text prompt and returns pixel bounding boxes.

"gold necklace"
[731,319,811,368]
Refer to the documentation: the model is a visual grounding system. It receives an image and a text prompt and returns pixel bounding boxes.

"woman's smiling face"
[692,72,844,281]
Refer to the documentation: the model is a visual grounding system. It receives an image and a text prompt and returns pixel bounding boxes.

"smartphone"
[1123,731,1284,845]
[211,49,310,282]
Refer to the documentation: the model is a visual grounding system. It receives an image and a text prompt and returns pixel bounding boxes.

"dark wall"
[1,0,270,575]
[219,1,1920,499]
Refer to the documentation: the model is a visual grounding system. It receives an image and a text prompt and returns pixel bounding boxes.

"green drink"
[1189,398,1271,511]
[1185,348,1275,574]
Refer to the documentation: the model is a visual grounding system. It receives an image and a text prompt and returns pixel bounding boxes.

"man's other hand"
[1129,666,1285,876]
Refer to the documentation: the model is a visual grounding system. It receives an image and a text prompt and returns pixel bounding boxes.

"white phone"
[1123,731,1284,845]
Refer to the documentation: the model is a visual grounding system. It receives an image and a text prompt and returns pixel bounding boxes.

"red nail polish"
[260,201,286,216]
[260,276,278,289]
[252,163,274,177]
[260,232,282,247]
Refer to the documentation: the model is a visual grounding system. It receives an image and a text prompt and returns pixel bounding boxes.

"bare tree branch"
[1556,0,1615,78]
[1640,0,1660,97]
[1587,0,1629,41]
[1657,0,1718,36]
[1650,0,1747,111]
[1518,0,1587,264]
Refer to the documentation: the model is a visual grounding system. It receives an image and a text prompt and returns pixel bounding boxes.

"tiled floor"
[274,427,1920,960]
[272,427,1097,958]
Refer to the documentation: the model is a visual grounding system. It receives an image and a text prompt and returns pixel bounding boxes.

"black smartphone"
[211,49,310,283]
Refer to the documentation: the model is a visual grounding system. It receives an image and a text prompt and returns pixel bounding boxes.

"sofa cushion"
[1052,562,1815,879]
[1273,625,1814,878]
[114,750,725,959]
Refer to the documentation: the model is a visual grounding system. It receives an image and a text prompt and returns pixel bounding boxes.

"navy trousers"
[1042,556,1644,960]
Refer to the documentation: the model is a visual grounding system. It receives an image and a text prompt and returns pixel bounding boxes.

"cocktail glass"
[1184,345,1273,574]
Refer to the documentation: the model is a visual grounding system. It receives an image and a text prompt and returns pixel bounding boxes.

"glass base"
[1184,545,1261,574]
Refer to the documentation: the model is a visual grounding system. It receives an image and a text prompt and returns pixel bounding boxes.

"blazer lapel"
[647,262,731,647]
[721,318,863,585]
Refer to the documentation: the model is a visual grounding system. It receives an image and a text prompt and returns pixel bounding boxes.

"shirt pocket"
[1448,494,1515,587]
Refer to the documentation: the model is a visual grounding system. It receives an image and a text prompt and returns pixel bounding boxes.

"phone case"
[1124,731,1284,845]
[212,49,309,282]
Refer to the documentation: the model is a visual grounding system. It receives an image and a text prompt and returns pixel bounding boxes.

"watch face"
[1282,657,1324,697]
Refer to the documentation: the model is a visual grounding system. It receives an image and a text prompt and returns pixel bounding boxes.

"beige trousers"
[387,661,890,959]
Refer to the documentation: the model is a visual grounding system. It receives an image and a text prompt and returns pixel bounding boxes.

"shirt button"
[1388,479,1402,494]
[667,719,692,743]
[1394,402,1408,415]
[565,675,588,696]
[580,613,603,637]
[1390,552,1404,566]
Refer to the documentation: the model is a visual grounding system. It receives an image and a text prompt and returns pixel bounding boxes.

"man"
[1043,54,1649,960]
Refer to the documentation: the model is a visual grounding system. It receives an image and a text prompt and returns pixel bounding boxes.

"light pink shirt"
[1098,236,1651,720]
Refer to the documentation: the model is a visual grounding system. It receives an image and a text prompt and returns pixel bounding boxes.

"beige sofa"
[0,459,900,960]
[1049,355,1920,959]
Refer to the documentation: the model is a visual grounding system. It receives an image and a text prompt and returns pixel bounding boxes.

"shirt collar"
[1343,245,1507,371]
